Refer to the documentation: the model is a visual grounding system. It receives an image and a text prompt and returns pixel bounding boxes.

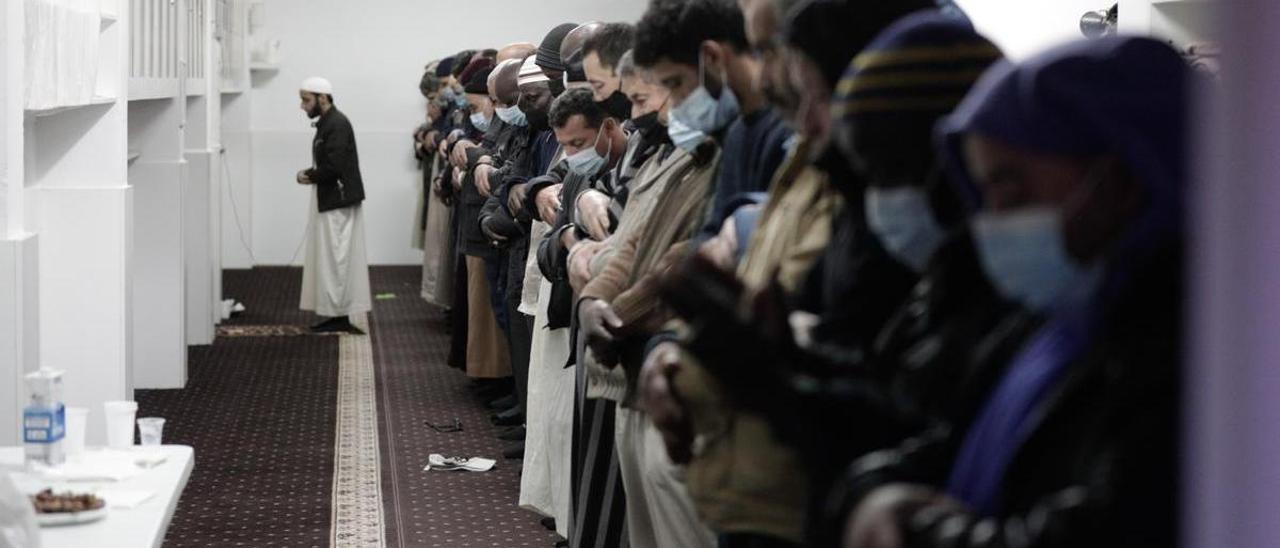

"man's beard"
[548,78,566,97]
[526,109,550,131]
[307,104,322,119]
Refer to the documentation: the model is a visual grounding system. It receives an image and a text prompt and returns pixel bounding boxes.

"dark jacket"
[698,107,792,240]
[540,130,666,332]
[535,166,587,329]
[796,203,916,348]
[828,244,1183,548]
[457,118,507,259]
[758,235,1026,481]
[476,129,555,309]
[307,107,365,212]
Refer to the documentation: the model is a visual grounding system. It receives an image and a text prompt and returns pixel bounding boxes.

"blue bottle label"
[23,404,65,444]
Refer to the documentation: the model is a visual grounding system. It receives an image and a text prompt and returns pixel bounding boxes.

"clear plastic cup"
[104,401,138,449]
[136,417,165,446]
[64,407,89,458]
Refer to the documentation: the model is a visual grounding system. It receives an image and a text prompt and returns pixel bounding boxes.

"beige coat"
[576,145,708,402]
[675,142,844,543]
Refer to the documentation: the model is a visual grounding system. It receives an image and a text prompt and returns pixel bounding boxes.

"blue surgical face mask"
[453,91,469,109]
[866,186,947,273]
[667,116,707,152]
[496,104,527,127]
[566,124,613,176]
[441,87,457,102]
[971,207,1102,312]
[469,111,491,132]
[669,52,740,135]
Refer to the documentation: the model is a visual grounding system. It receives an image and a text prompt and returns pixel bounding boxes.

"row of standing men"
[410,1,1188,547]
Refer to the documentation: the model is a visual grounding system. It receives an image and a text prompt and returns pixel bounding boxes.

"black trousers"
[506,309,533,415]
[447,250,468,370]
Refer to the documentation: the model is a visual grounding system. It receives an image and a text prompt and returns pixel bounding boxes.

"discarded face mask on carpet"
[423,454,496,472]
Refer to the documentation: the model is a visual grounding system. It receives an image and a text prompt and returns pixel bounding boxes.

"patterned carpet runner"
[136,267,558,547]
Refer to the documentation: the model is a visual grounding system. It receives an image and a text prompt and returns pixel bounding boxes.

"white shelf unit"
[127,0,194,389]
[218,0,252,270]
[2,0,233,438]
[126,0,184,101]
[7,0,134,445]
[217,0,249,95]
[184,0,208,97]
[22,0,116,114]
[126,0,225,380]
[0,0,34,444]
[185,0,223,348]
[25,95,117,117]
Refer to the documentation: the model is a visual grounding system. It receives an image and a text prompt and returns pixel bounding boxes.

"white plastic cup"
[137,417,165,446]
[103,401,138,449]
[64,407,89,457]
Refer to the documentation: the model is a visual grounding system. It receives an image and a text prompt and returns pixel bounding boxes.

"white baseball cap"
[300,76,333,95]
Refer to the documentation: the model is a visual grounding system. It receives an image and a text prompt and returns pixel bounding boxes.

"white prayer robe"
[300,190,372,317]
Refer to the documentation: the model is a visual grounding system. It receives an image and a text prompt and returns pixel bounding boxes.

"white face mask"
[970,160,1112,312]
[971,207,1101,311]
[667,116,707,152]
[495,104,527,127]
[565,124,612,176]
[469,112,491,132]
[668,51,740,135]
[865,186,947,273]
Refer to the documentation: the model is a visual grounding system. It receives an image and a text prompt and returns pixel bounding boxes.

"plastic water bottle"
[23,368,66,467]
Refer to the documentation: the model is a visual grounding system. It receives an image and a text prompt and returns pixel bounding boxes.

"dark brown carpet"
[136,334,339,547]
[222,267,317,327]
[369,266,559,548]
[136,266,558,547]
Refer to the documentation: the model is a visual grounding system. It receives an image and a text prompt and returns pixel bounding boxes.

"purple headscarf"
[940,36,1190,517]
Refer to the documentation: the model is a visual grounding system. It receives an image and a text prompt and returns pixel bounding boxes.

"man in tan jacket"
[635,0,931,546]
[574,125,721,548]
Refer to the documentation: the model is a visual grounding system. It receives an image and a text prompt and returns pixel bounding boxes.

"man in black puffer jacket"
[296,76,370,335]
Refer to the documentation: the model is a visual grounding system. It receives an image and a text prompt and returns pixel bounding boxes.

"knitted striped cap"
[835,11,1000,119]
[833,10,1001,162]
[518,55,550,86]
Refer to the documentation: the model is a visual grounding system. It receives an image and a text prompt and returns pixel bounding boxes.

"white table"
[1,445,194,548]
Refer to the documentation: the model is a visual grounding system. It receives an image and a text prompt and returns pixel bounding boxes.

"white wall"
[955,0,1108,60]
[246,0,648,265]
[221,92,255,269]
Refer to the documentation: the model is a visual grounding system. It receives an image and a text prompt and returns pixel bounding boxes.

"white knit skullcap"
[300,76,333,94]
[517,56,550,86]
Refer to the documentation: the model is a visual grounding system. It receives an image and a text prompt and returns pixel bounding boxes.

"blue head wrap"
[941,36,1189,517]
[937,36,1189,252]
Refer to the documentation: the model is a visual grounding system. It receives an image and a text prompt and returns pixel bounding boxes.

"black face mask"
[597,90,632,122]
[633,113,670,154]
[631,111,660,135]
